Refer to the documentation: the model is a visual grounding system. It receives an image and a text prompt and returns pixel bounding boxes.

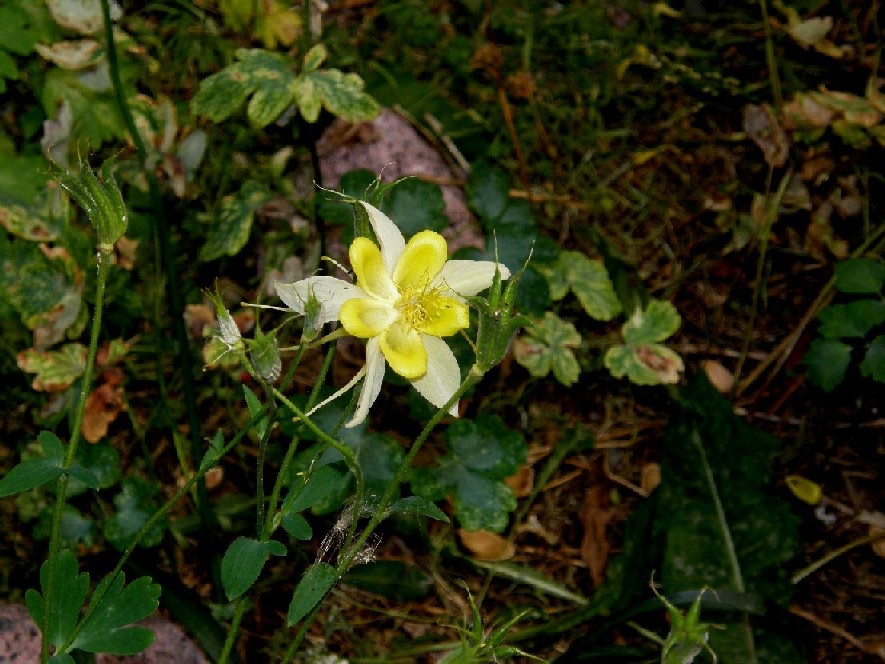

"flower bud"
[472,259,531,375]
[250,327,281,383]
[53,154,128,249]
[300,282,325,342]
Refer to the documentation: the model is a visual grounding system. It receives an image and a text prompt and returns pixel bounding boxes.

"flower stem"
[41,249,113,663]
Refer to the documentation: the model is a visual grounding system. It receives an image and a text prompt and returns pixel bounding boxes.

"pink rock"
[0,604,208,664]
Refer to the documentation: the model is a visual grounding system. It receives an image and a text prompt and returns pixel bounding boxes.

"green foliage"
[0,1,57,93]
[466,163,537,269]
[604,300,683,386]
[411,415,527,532]
[658,376,802,663]
[381,178,450,237]
[804,257,885,391]
[25,551,160,658]
[104,476,168,551]
[199,181,273,262]
[191,45,378,128]
[341,560,432,600]
[542,250,621,321]
[287,562,338,626]
[513,312,582,386]
[656,589,719,664]
[221,537,287,600]
[438,587,543,663]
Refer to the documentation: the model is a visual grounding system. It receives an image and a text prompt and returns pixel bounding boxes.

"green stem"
[60,403,271,654]
[339,370,480,574]
[217,596,248,664]
[100,0,214,552]
[280,370,481,664]
[40,249,113,663]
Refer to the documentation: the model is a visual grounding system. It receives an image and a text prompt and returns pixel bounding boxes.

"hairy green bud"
[53,154,128,248]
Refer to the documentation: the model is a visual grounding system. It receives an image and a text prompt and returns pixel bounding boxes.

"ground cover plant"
[0,1,883,662]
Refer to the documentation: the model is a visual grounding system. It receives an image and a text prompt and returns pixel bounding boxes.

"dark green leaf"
[68,439,121,495]
[285,464,350,515]
[38,431,64,463]
[411,416,526,532]
[834,257,885,294]
[817,300,885,339]
[25,549,89,652]
[104,476,167,550]
[34,505,95,547]
[221,537,277,600]
[449,416,527,478]
[287,562,338,625]
[242,385,268,440]
[860,335,885,382]
[450,468,516,532]
[804,338,853,391]
[199,182,272,262]
[72,574,160,655]
[388,496,450,522]
[381,178,449,237]
[281,512,313,540]
[658,375,801,662]
[466,163,509,222]
[342,560,432,600]
[0,459,63,497]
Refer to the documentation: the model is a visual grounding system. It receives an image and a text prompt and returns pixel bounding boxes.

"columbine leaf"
[103,476,167,550]
[221,537,286,600]
[72,573,160,655]
[199,181,272,262]
[860,335,885,382]
[291,66,379,124]
[817,300,885,339]
[410,415,526,532]
[834,257,885,294]
[513,312,582,386]
[191,49,296,128]
[465,163,510,223]
[381,178,449,237]
[287,562,338,626]
[622,300,681,345]
[552,250,621,320]
[16,343,87,392]
[25,549,89,652]
[604,343,684,386]
[804,338,853,391]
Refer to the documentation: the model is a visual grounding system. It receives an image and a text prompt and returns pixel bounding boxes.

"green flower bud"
[250,327,281,384]
[300,283,325,342]
[53,154,128,249]
[472,258,531,375]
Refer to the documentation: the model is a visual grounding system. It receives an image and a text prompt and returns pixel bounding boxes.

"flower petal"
[435,260,511,296]
[350,237,399,302]
[393,230,448,291]
[274,277,365,325]
[339,297,397,338]
[361,202,405,275]
[346,337,385,428]
[417,294,470,337]
[411,335,460,417]
[380,319,427,380]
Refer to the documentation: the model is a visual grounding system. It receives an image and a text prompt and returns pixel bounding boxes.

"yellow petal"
[350,237,398,301]
[417,293,469,337]
[339,298,397,338]
[393,230,448,291]
[380,320,427,379]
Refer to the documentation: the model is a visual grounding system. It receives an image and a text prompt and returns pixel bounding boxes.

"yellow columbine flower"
[275,202,510,427]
